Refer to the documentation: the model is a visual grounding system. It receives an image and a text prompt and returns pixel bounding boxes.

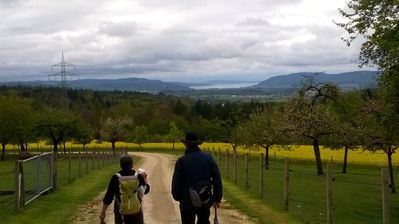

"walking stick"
[214,204,219,224]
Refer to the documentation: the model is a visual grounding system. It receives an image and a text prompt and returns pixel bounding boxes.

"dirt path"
[72,152,256,224]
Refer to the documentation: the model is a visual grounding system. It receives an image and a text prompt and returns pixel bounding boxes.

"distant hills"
[251,71,380,90]
[2,77,190,92]
[0,71,380,93]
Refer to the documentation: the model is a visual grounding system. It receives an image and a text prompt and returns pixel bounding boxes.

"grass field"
[222,180,300,224]
[1,162,121,224]
[2,142,399,224]
[215,153,399,224]
[0,152,119,222]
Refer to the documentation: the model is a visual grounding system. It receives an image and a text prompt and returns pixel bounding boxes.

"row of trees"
[1,81,397,193]
[0,86,265,141]
[0,94,188,157]
[234,79,398,193]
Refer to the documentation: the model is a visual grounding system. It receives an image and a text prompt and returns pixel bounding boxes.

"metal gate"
[15,152,54,210]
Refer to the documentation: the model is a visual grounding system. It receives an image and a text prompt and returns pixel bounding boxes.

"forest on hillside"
[0,85,267,144]
[1,77,399,192]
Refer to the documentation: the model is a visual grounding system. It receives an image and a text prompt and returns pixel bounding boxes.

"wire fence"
[205,147,399,224]
[0,147,124,217]
[0,154,15,217]
[18,153,54,207]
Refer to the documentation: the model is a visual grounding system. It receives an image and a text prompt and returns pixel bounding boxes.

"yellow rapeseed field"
[201,143,399,166]
[6,141,398,166]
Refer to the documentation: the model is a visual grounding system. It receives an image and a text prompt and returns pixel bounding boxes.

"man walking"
[172,132,223,224]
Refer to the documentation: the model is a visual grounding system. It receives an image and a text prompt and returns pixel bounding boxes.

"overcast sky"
[0,0,368,82]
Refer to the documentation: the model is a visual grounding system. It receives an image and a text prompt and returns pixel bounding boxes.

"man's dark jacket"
[171,146,222,211]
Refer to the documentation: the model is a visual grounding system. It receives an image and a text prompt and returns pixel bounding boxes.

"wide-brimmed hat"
[181,132,203,145]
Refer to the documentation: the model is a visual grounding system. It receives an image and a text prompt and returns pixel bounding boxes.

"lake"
[189,82,258,90]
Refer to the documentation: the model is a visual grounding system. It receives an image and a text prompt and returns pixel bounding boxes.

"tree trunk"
[172,141,175,151]
[53,142,58,152]
[20,144,26,151]
[112,141,116,155]
[1,143,6,161]
[312,138,324,175]
[63,142,66,154]
[138,144,143,150]
[387,152,396,193]
[264,146,270,169]
[342,146,349,174]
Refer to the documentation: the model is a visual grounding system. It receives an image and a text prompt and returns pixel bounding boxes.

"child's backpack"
[116,173,142,215]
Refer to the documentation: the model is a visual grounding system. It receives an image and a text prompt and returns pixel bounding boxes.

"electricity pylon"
[49,52,78,87]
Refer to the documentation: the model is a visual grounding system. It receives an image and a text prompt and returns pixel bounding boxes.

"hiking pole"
[214,204,219,224]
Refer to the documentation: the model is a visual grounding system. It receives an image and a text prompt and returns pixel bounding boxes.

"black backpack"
[188,180,212,207]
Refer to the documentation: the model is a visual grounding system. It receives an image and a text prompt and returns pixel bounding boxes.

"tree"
[0,96,36,160]
[360,93,399,193]
[338,1,399,190]
[35,109,82,152]
[282,97,339,175]
[325,121,362,173]
[74,122,92,150]
[101,115,134,153]
[147,118,170,136]
[224,126,243,152]
[337,0,399,71]
[167,122,184,151]
[130,126,149,150]
[172,99,188,116]
[283,80,341,175]
[239,106,285,169]
[189,118,225,142]
[327,91,363,173]
[337,0,399,130]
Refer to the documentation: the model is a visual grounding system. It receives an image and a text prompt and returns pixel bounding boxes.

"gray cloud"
[98,21,137,37]
[0,0,363,82]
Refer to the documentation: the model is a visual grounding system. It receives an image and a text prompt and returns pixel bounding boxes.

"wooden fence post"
[15,160,24,211]
[102,150,105,167]
[226,149,229,179]
[327,164,333,224]
[53,152,58,190]
[92,150,95,170]
[36,154,41,194]
[259,153,264,198]
[85,151,89,174]
[283,158,289,211]
[233,150,237,184]
[245,153,249,190]
[97,151,101,169]
[68,148,71,184]
[78,151,82,178]
[217,148,221,165]
[381,168,390,224]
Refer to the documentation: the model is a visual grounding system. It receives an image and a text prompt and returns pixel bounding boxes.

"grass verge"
[2,163,120,224]
[222,180,300,224]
